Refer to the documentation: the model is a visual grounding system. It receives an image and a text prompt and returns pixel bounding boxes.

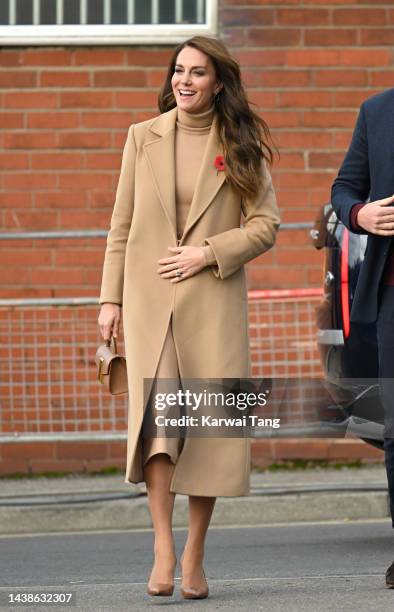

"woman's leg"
[143,454,177,586]
[181,496,216,591]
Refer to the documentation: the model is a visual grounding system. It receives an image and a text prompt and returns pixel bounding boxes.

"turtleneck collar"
[176,103,215,130]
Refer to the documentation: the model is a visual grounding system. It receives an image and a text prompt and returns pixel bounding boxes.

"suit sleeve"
[202,158,280,280]
[331,103,370,235]
[99,124,136,305]
[349,203,366,232]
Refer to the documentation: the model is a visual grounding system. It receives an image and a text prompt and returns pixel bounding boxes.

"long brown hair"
[158,35,276,204]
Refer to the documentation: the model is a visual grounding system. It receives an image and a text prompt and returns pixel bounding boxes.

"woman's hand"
[98,303,122,340]
[157,246,207,283]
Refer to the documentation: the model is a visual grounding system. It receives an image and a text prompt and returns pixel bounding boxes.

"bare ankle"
[154,542,176,557]
[182,545,205,564]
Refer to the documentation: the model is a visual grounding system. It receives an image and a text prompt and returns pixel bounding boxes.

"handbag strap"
[106,335,118,354]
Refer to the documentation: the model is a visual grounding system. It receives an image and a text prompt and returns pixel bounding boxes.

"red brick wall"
[0,47,173,299]
[0,438,383,478]
[222,0,393,288]
[1,1,393,298]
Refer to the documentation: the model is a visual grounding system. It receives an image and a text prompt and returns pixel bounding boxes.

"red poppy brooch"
[214,155,225,175]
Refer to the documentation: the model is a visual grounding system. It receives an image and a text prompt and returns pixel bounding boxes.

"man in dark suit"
[331,87,394,588]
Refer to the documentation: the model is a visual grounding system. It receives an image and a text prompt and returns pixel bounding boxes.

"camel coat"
[99,106,280,497]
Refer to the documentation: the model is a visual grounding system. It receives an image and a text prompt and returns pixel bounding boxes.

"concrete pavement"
[0,464,390,535]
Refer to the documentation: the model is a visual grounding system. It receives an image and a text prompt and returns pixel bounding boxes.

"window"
[0,0,217,45]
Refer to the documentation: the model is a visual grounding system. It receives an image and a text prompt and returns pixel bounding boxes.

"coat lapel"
[143,107,178,241]
[143,107,226,244]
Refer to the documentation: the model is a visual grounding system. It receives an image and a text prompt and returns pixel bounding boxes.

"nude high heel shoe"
[179,554,209,599]
[147,582,174,597]
[147,555,176,597]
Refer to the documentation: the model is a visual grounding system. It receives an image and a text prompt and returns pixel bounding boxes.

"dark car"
[311,203,384,449]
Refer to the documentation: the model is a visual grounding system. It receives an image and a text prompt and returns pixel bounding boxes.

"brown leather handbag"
[95,335,128,395]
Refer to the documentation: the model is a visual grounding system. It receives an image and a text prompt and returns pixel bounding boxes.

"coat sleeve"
[331,103,370,235]
[201,159,280,280]
[99,124,136,305]
[201,244,217,266]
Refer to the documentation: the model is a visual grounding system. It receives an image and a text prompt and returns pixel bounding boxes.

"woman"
[98,35,280,599]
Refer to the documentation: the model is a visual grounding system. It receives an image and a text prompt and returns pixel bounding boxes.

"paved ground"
[0,465,390,534]
[1,521,394,611]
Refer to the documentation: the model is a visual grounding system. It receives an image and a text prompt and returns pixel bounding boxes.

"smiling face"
[171,45,223,114]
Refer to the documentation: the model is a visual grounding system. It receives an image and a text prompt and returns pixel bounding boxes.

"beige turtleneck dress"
[142,104,218,466]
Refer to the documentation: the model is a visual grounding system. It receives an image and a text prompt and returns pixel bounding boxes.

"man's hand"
[157,246,207,283]
[357,194,394,235]
[98,303,122,340]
